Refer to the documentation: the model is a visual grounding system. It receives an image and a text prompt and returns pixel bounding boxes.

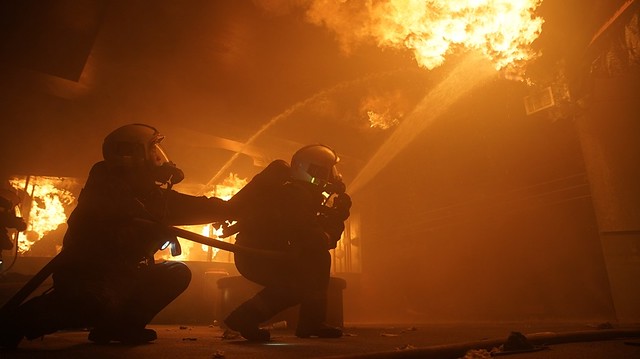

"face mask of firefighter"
[323,180,346,197]
[151,162,184,186]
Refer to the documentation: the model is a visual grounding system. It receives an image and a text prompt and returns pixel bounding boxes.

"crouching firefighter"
[223,144,352,341]
[0,124,236,349]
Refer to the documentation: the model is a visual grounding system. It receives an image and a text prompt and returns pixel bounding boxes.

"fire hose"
[134,218,286,260]
[0,219,285,315]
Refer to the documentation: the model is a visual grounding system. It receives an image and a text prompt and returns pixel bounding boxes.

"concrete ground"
[2,322,640,359]
[2,262,640,358]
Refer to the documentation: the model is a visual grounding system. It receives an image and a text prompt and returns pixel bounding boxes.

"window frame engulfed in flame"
[8,175,79,255]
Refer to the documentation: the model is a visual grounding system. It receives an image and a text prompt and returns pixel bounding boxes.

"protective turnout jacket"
[232,160,345,253]
[55,161,231,285]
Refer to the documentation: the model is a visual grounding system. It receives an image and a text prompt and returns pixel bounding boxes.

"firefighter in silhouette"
[0,186,27,266]
[223,144,351,341]
[0,124,235,348]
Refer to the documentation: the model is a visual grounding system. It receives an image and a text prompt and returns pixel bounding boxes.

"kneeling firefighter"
[223,144,351,341]
[0,124,236,348]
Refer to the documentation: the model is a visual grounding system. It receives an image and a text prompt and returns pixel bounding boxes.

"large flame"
[306,0,544,72]
[9,176,76,254]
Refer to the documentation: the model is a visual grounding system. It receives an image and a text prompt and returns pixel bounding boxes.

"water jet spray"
[348,54,497,194]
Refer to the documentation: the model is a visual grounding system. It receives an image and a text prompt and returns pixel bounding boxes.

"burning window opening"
[8,176,79,256]
[331,213,361,274]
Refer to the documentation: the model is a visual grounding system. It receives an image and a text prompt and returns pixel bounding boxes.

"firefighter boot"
[295,290,342,338]
[223,298,272,342]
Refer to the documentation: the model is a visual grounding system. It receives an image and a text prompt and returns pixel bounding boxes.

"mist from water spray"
[202,55,496,195]
[199,70,409,194]
[199,111,283,194]
[348,53,497,194]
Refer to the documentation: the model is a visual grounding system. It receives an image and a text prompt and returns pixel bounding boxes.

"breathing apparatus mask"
[102,124,184,187]
[290,144,345,195]
[290,144,351,220]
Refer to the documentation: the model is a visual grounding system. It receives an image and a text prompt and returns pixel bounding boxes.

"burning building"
[0,0,639,329]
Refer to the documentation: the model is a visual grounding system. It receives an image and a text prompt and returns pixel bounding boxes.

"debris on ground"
[212,350,225,358]
[503,331,534,351]
[395,344,416,351]
[264,321,287,330]
[490,331,548,356]
[221,330,241,340]
[401,326,418,333]
[461,348,496,359]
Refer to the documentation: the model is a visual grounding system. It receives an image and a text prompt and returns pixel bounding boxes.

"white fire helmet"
[290,144,343,192]
[102,124,169,167]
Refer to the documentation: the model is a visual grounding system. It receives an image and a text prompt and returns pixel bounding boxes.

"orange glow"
[349,53,496,193]
[360,91,408,130]
[5,173,246,261]
[207,172,248,201]
[156,172,248,262]
[9,177,76,254]
[367,110,400,129]
[307,0,544,72]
